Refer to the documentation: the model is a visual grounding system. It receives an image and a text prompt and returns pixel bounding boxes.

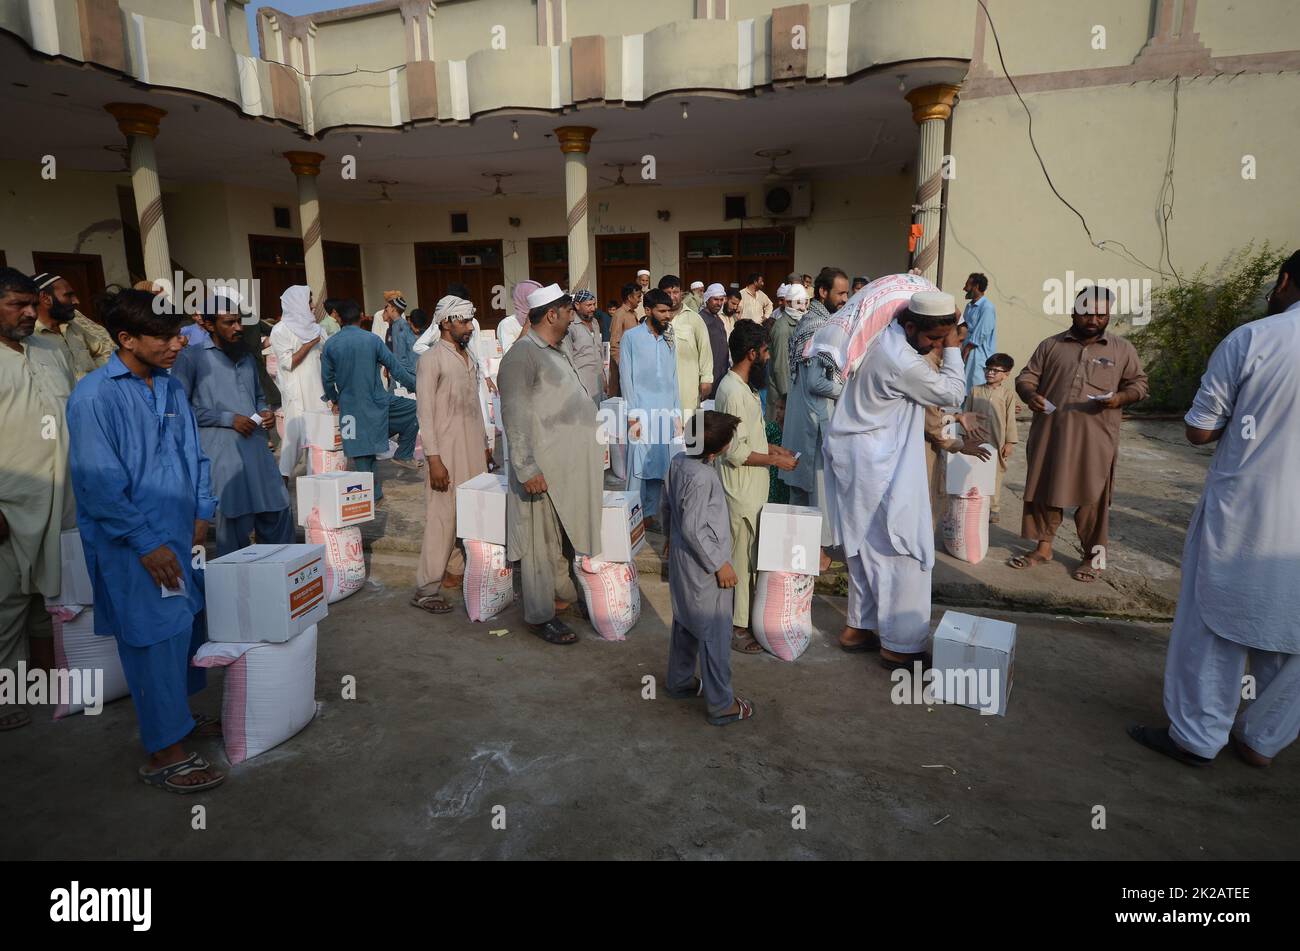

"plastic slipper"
[1127,724,1213,767]
[410,594,453,615]
[139,753,227,794]
[879,652,931,673]
[191,713,222,737]
[730,631,763,654]
[527,619,578,645]
[708,697,755,726]
[665,677,703,700]
[839,631,880,653]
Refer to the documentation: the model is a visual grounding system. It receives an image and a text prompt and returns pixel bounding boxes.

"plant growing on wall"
[1128,242,1286,412]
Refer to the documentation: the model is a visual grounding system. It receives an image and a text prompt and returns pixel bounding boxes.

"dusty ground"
[3,419,1297,860]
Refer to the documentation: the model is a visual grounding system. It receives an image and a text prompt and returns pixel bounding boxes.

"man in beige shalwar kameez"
[1010,287,1148,581]
[497,285,604,645]
[0,269,77,730]
[411,297,494,615]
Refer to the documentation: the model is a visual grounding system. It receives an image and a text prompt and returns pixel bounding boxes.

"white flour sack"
[192,625,318,765]
[573,556,640,641]
[307,446,347,475]
[47,605,130,719]
[751,570,815,662]
[463,539,514,622]
[943,490,991,564]
[305,510,366,603]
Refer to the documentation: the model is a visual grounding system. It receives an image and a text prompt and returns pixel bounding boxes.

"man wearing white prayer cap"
[496,283,604,645]
[683,280,705,314]
[765,282,806,423]
[698,283,730,397]
[634,269,652,320]
[822,289,973,669]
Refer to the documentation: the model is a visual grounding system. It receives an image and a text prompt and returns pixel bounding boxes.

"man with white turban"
[698,283,730,398]
[411,295,494,614]
[268,285,325,478]
[766,283,806,423]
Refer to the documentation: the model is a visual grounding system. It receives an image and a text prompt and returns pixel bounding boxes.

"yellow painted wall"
[567,0,697,40]
[313,10,406,72]
[970,0,1152,75]
[425,0,539,61]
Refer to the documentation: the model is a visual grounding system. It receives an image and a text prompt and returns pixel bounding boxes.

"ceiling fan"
[475,172,538,198]
[596,162,662,189]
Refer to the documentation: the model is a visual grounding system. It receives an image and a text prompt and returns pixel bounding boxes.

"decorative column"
[554,126,596,292]
[283,151,328,314]
[903,83,959,284]
[105,103,172,286]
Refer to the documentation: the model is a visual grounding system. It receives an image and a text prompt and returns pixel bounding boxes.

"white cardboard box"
[930,611,1016,717]
[296,472,375,529]
[206,544,328,643]
[757,503,823,576]
[597,397,627,445]
[594,490,645,563]
[946,443,997,497]
[49,529,94,606]
[699,399,716,411]
[303,410,343,451]
[456,472,508,545]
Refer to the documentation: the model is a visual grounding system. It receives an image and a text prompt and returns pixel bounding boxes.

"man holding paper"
[67,288,224,794]
[173,289,293,557]
[1009,287,1148,582]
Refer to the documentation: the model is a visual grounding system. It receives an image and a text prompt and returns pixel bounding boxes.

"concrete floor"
[4,546,1297,861]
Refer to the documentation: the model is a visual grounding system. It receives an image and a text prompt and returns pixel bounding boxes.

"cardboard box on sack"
[930,611,1016,716]
[594,491,645,562]
[49,529,94,606]
[206,544,328,643]
[456,472,508,545]
[303,410,343,451]
[597,397,628,444]
[756,503,823,576]
[946,443,997,497]
[296,472,375,529]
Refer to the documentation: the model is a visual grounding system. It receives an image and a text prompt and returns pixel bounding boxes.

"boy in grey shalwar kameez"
[661,411,755,726]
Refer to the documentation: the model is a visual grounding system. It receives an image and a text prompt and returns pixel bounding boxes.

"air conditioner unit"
[762,180,811,219]
[459,254,482,266]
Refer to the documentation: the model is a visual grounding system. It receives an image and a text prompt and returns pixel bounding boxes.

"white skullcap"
[776,284,790,299]
[704,283,726,299]
[689,280,704,290]
[785,283,808,303]
[526,283,566,309]
[909,290,956,317]
[636,269,651,278]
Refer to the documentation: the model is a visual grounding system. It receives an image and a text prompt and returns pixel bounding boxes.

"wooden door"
[413,240,506,330]
[248,234,306,320]
[323,240,364,308]
[595,233,649,310]
[679,228,794,298]
[528,236,569,290]
[30,251,107,322]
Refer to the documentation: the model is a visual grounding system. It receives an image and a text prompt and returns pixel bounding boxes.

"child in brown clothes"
[964,353,1018,522]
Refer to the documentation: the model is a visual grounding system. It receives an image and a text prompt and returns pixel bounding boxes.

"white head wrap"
[433,295,476,325]
[279,285,318,342]
[704,283,726,300]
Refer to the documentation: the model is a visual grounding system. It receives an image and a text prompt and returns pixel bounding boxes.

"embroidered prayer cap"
[689,280,704,290]
[909,290,956,317]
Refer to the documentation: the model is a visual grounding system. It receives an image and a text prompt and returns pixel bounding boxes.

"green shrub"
[1127,243,1286,412]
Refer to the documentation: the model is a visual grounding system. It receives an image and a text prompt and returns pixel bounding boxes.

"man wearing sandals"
[411,296,494,615]
[1009,287,1148,583]
[0,269,76,731]
[497,284,604,646]
[66,288,224,793]
[1131,250,1300,768]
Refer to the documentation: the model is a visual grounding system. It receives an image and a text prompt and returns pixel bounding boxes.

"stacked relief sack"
[296,472,375,602]
[577,492,645,640]
[457,473,513,622]
[752,504,823,661]
[202,544,328,763]
[942,445,997,564]
[46,531,129,719]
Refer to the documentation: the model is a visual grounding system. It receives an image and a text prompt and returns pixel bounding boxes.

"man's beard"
[1266,284,1287,315]
[821,293,838,315]
[965,289,974,300]
[1073,320,1106,338]
[50,300,77,323]
[649,315,669,335]
[749,358,769,391]
[455,334,469,350]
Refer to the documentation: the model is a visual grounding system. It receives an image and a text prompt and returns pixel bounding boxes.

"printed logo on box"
[290,576,326,618]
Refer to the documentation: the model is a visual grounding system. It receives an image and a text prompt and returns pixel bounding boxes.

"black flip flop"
[665,677,702,700]
[879,652,931,673]
[839,632,880,653]
[1127,724,1213,767]
[527,619,578,645]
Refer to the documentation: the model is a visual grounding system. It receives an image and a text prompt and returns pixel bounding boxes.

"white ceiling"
[0,31,959,204]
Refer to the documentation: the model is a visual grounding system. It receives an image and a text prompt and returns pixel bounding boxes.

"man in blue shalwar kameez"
[320,299,419,500]
[66,288,224,794]
[173,292,294,557]
[961,273,996,393]
[618,287,681,535]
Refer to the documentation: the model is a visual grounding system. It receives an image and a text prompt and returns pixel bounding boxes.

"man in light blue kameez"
[961,273,996,393]
[66,288,225,794]
[618,287,681,534]
[320,299,419,500]
[173,292,293,557]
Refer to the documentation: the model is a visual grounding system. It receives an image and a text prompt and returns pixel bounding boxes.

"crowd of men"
[2,246,1299,787]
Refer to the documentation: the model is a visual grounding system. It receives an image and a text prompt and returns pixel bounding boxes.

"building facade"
[1,0,1296,364]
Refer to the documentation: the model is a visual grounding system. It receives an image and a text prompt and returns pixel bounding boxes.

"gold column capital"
[104,103,167,138]
[554,126,597,154]
[283,150,326,176]
[905,83,960,124]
